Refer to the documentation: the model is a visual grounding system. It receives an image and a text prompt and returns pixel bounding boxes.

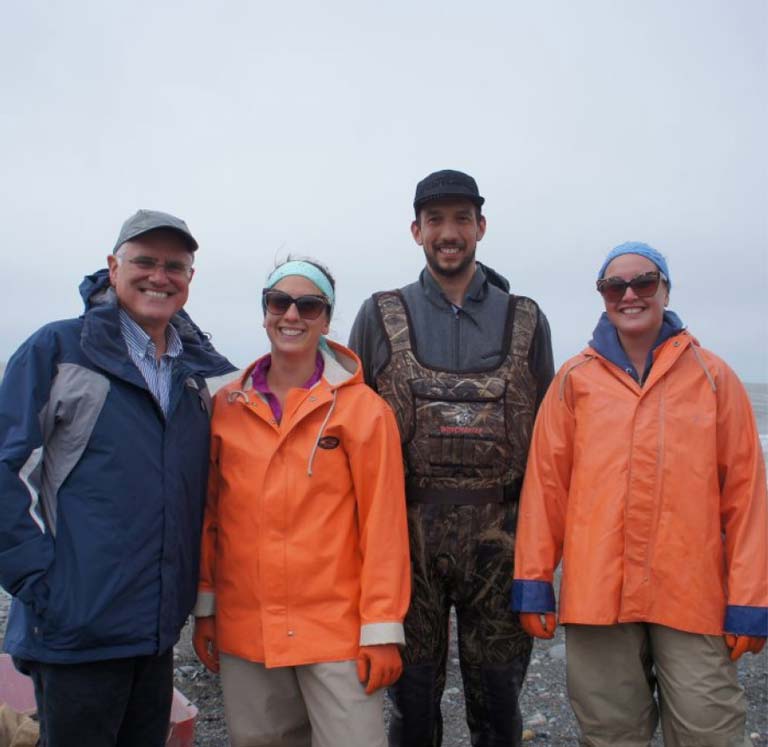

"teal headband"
[265,260,335,310]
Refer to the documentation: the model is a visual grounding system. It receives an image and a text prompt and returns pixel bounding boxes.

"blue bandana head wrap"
[597,242,671,289]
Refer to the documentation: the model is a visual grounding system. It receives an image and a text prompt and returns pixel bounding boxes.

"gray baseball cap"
[112,209,198,253]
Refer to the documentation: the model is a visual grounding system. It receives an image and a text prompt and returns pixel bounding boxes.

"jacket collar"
[78,268,236,381]
[81,302,148,388]
[233,338,362,397]
[418,264,491,314]
[588,309,685,383]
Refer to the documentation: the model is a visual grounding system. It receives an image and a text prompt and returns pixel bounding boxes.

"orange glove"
[356,644,402,695]
[724,634,766,661]
[520,612,557,639]
[193,616,220,673]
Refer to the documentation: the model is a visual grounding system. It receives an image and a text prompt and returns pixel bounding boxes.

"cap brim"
[414,192,485,209]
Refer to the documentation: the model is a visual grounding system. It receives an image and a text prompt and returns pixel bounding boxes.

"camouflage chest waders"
[374,291,538,747]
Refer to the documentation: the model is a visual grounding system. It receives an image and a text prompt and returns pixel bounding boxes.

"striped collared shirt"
[119,308,183,415]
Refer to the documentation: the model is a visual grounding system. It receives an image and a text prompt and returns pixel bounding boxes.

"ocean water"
[744,382,768,460]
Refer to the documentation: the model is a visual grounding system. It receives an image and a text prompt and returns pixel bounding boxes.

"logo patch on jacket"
[317,436,340,450]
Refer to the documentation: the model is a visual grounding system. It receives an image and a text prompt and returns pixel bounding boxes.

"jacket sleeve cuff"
[193,591,216,617]
[360,622,405,646]
[510,580,556,613]
[10,576,50,618]
[0,534,54,611]
[724,605,768,636]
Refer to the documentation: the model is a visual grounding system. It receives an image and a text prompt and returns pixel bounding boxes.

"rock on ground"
[0,592,765,746]
[172,610,767,746]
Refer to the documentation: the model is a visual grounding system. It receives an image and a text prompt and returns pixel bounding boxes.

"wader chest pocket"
[408,377,509,478]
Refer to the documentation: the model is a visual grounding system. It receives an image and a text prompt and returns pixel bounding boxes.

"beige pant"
[565,623,752,747]
[219,654,387,747]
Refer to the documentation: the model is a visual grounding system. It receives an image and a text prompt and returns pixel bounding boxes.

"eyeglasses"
[127,256,193,278]
[596,271,666,303]
[262,289,330,320]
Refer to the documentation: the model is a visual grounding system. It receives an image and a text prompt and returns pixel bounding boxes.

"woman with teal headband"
[192,258,411,746]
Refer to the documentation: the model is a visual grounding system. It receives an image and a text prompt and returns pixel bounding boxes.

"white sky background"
[1,1,766,380]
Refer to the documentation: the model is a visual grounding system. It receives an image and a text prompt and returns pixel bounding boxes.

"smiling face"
[602,253,668,345]
[411,198,486,284]
[107,229,194,342]
[262,275,330,359]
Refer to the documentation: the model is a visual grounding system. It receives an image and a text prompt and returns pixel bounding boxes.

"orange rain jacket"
[512,331,768,637]
[195,341,411,667]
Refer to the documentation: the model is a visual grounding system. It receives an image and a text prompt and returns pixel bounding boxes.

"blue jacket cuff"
[510,579,556,613]
[724,605,768,637]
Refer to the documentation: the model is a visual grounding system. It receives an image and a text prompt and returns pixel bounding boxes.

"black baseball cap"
[413,169,485,213]
[112,209,198,253]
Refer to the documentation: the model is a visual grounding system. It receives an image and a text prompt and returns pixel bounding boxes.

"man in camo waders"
[349,169,554,746]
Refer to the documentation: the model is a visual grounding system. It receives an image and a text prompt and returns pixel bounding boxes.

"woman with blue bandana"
[512,243,767,745]
[192,258,411,746]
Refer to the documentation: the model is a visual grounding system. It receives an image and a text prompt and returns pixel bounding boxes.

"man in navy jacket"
[0,210,234,746]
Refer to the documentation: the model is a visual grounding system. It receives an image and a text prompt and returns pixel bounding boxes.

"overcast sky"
[1,1,766,381]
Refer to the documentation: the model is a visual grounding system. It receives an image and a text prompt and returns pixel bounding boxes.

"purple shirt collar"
[251,351,325,423]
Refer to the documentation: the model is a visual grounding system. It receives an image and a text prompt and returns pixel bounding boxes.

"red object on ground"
[0,653,197,745]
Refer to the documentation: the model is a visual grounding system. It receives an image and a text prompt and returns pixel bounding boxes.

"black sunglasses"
[596,271,666,303]
[262,289,330,320]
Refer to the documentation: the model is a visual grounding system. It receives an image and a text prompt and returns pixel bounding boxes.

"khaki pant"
[566,623,752,747]
[219,654,386,747]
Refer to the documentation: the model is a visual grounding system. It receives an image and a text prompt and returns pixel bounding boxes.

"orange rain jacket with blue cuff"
[195,340,411,667]
[512,330,768,637]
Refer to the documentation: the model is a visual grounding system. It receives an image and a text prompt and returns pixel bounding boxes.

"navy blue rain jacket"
[0,270,235,663]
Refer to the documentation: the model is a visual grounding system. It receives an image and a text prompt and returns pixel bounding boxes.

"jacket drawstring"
[307,390,337,476]
[227,389,249,404]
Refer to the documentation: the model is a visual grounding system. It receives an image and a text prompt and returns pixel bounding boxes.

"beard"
[423,244,477,279]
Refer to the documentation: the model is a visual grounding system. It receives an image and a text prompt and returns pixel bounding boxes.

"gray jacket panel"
[38,363,110,537]
[18,447,45,534]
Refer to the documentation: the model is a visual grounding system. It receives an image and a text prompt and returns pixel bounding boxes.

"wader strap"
[375,291,412,355]
[406,478,522,505]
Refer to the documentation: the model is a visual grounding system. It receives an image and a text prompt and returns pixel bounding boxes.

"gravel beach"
[0,589,765,745]
[170,608,767,746]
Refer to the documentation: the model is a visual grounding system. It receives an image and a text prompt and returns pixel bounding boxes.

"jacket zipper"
[644,377,666,583]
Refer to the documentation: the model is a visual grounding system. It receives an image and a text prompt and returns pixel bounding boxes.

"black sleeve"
[529,307,555,411]
[347,297,389,390]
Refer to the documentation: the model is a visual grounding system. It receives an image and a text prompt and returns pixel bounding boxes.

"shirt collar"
[251,351,325,395]
[419,265,488,313]
[119,308,183,360]
[463,265,488,303]
[589,310,686,382]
